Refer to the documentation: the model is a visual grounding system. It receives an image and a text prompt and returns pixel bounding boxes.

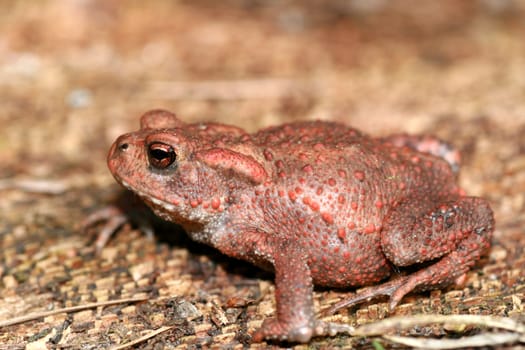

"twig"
[0,179,69,194]
[353,314,525,349]
[109,326,173,350]
[353,314,525,336]
[0,296,148,327]
[384,332,522,349]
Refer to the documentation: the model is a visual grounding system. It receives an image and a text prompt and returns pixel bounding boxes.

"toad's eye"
[147,142,176,169]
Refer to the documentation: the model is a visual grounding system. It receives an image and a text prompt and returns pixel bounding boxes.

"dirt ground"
[1,1,525,349]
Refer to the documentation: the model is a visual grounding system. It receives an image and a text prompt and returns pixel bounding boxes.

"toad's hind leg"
[329,196,494,314]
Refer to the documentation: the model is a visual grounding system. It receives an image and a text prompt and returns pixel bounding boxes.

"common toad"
[102,110,494,343]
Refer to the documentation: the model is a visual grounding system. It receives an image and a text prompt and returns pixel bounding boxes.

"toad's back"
[252,120,459,205]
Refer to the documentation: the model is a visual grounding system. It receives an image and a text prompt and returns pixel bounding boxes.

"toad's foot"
[82,204,154,253]
[326,276,410,315]
[327,255,476,315]
[252,318,354,343]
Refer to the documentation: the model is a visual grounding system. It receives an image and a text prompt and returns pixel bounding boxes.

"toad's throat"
[118,179,180,215]
[117,178,208,229]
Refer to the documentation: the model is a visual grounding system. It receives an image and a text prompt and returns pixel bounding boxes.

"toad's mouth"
[113,176,221,230]
[117,178,182,216]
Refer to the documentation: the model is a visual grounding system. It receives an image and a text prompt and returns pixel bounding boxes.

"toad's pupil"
[148,143,176,168]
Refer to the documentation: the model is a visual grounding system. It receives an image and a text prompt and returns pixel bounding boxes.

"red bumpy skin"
[105,110,494,343]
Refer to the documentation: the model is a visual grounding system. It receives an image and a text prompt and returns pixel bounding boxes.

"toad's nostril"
[119,143,129,151]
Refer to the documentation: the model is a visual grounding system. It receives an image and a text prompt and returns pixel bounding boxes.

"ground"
[1,1,524,349]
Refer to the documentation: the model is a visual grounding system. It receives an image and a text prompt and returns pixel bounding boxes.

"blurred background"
[1,1,524,348]
[1,0,524,178]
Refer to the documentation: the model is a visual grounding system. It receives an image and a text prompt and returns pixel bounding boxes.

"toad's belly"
[308,244,392,288]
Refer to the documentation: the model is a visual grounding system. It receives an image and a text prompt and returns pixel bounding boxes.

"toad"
[97,110,494,343]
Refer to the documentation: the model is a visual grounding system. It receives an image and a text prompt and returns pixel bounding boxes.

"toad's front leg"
[250,241,353,343]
